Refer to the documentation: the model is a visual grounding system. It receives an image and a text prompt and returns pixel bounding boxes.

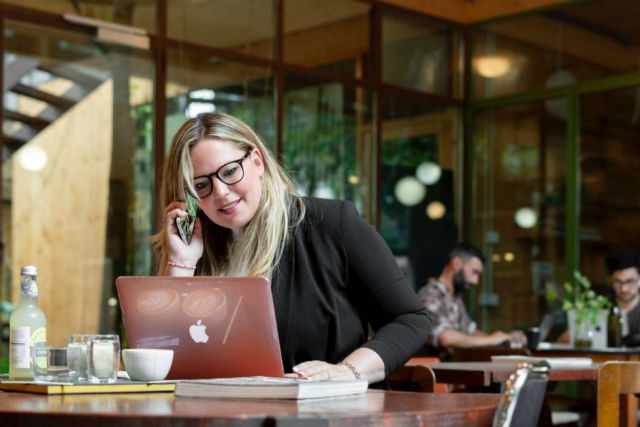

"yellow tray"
[0,380,175,395]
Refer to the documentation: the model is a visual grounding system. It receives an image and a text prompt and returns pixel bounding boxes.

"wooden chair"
[388,364,436,393]
[597,361,640,427]
[492,362,549,427]
[405,356,448,392]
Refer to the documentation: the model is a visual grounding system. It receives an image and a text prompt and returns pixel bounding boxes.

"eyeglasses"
[611,277,640,288]
[191,150,251,198]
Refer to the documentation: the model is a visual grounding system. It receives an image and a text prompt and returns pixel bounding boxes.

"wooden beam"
[380,0,573,23]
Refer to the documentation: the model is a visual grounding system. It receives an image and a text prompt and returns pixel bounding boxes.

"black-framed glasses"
[612,277,640,288]
[192,150,251,198]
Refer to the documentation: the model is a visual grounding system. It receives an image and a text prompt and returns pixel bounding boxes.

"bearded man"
[417,242,525,358]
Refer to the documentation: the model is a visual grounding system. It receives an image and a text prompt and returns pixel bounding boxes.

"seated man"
[606,251,640,345]
[417,242,525,358]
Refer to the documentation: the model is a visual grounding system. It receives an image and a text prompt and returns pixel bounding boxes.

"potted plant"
[561,271,611,348]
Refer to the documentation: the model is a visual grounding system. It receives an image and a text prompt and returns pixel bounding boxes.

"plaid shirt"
[417,278,477,347]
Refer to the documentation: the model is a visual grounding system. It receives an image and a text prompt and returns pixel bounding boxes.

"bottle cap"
[20,265,37,276]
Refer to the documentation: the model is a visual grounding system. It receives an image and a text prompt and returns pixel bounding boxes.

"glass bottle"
[9,265,47,379]
[607,306,623,348]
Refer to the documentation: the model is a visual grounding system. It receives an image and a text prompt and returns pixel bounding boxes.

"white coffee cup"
[122,349,174,381]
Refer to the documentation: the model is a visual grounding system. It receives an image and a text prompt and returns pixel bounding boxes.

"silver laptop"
[115,276,284,379]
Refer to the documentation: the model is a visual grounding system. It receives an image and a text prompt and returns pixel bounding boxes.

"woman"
[154,112,431,383]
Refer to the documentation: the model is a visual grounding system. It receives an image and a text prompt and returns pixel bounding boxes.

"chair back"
[388,364,436,393]
[492,362,549,427]
[597,361,640,427]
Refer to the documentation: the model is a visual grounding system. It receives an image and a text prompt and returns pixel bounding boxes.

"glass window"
[382,9,459,96]
[284,0,370,77]
[167,0,275,60]
[579,87,640,289]
[165,48,276,151]
[380,93,461,289]
[1,0,157,34]
[3,20,155,345]
[473,103,567,334]
[472,0,640,99]
[282,73,374,219]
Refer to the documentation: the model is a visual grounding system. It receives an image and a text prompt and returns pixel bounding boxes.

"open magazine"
[174,376,368,400]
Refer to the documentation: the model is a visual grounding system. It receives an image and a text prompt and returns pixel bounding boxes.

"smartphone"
[176,194,199,245]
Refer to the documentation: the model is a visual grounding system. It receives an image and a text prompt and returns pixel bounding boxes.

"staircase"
[4,56,104,157]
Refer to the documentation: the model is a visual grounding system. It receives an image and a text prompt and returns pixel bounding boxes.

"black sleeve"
[339,200,432,375]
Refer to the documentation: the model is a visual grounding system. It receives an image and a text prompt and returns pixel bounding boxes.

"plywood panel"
[11,81,113,346]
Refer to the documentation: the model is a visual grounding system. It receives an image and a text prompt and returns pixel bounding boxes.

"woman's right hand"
[164,200,204,267]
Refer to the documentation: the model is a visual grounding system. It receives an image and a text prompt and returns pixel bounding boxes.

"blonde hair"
[153,112,305,277]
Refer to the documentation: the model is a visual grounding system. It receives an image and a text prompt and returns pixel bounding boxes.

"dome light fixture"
[394,176,426,207]
[514,207,537,229]
[426,201,446,220]
[416,161,442,185]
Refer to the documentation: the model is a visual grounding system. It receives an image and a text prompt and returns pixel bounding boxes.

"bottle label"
[31,327,47,369]
[10,326,31,369]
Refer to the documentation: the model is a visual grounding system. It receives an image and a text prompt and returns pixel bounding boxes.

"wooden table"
[428,361,599,388]
[534,345,640,362]
[0,389,502,427]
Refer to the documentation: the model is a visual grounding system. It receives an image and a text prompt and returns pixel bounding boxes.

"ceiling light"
[394,176,426,207]
[416,162,442,185]
[426,201,446,220]
[473,56,511,78]
[514,207,537,229]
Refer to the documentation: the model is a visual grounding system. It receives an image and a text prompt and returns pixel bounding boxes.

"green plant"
[561,271,611,326]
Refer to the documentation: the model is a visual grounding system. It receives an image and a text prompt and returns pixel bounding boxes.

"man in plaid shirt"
[417,242,525,358]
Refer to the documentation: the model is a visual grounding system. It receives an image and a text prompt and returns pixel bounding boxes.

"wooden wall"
[11,81,113,346]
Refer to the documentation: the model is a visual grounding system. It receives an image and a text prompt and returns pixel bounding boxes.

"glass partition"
[379,93,461,289]
[168,0,275,59]
[282,74,374,219]
[283,0,370,77]
[165,48,276,151]
[382,9,460,97]
[472,1,640,99]
[579,87,640,289]
[473,102,567,332]
[3,20,155,345]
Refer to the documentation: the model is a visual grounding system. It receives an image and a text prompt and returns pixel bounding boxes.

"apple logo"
[189,319,209,343]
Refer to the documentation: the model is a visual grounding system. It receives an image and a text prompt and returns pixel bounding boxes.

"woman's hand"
[288,361,356,381]
[164,200,204,268]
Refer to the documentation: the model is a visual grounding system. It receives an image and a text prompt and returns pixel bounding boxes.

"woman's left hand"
[288,361,356,381]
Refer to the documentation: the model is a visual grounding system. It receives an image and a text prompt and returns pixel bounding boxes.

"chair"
[388,364,436,393]
[597,361,640,427]
[404,356,448,392]
[492,362,549,427]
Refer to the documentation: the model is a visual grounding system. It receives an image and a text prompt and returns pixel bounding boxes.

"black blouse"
[271,197,432,376]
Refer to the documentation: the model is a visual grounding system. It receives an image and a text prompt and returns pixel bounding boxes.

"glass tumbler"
[87,334,120,384]
[68,333,91,381]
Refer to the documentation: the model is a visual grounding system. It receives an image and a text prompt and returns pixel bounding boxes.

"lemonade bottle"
[9,265,47,379]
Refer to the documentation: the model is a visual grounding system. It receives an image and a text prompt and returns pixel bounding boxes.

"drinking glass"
[87,334,120,384]
[32,346,79,383]
[68,334,91,381]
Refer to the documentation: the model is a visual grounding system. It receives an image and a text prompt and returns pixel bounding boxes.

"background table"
[0,389,501,427]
